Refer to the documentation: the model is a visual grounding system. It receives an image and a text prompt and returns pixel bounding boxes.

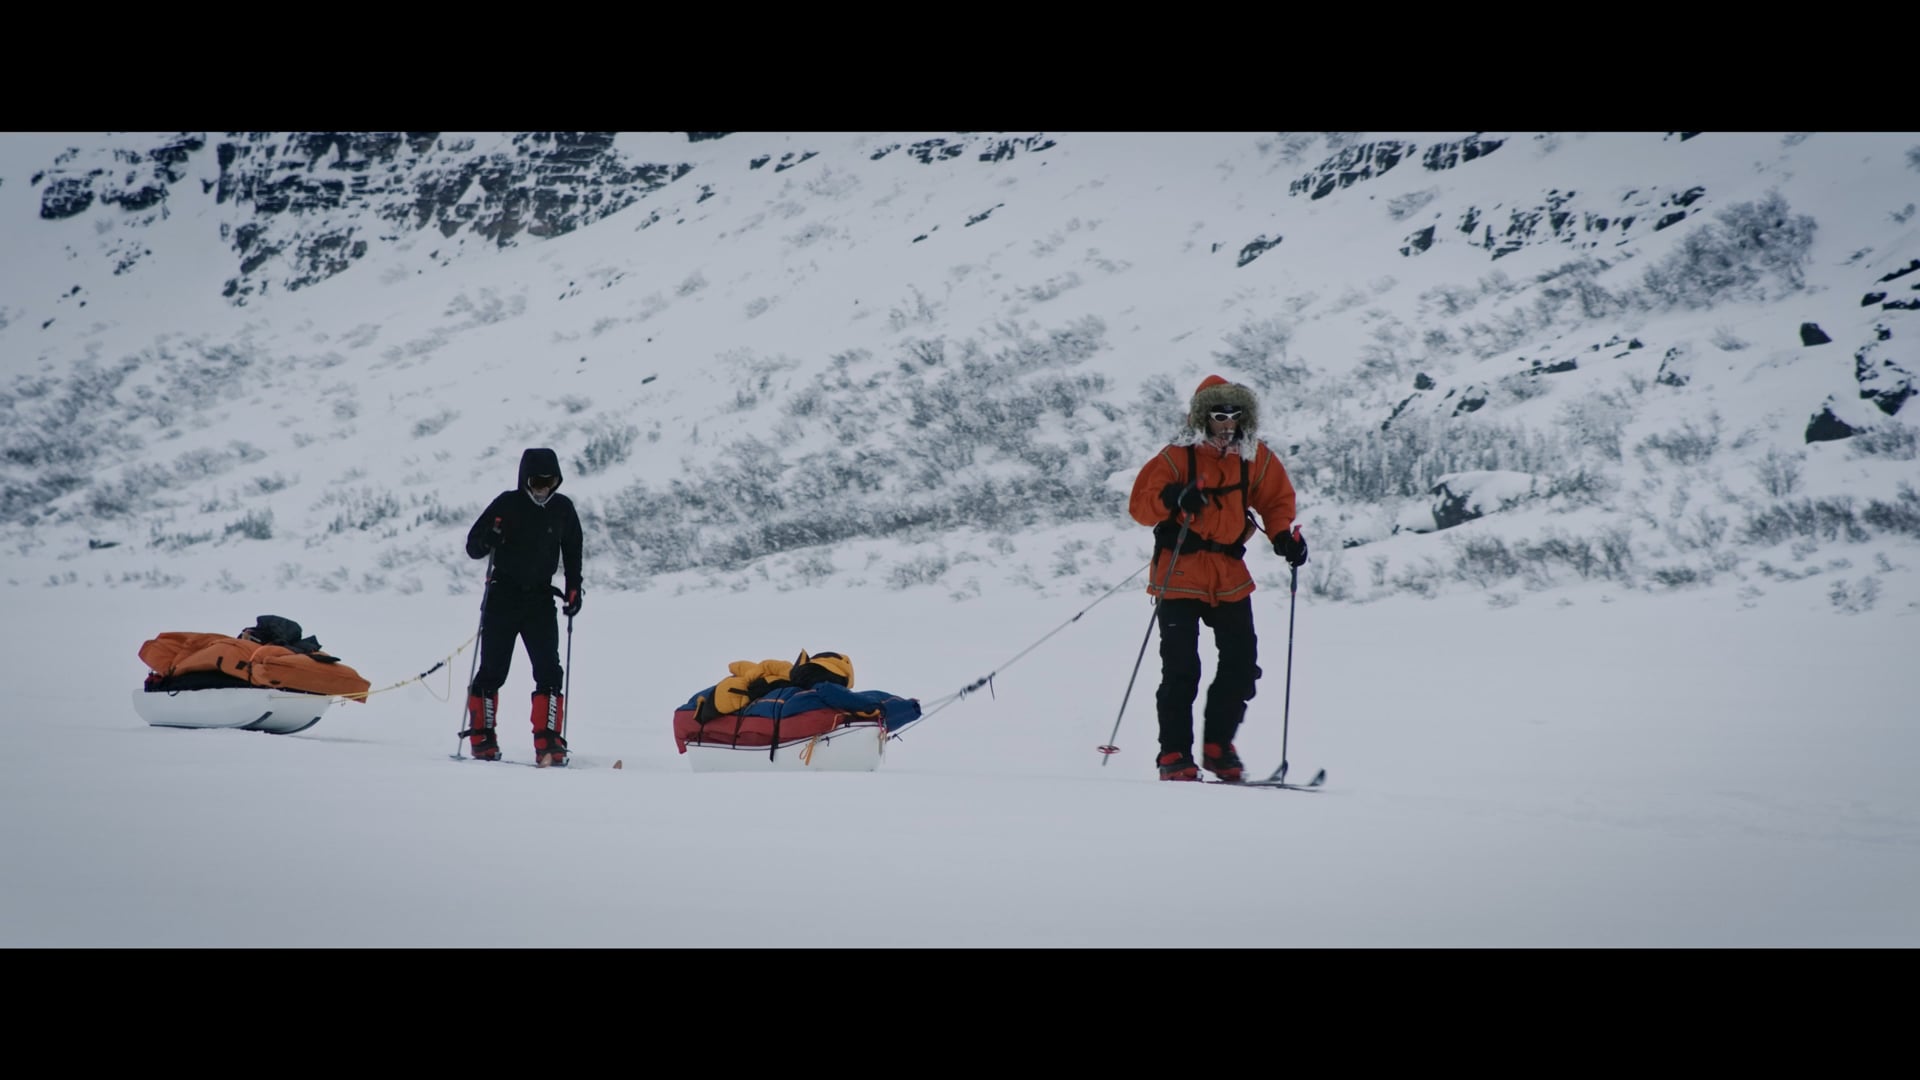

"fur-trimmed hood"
[1172,375,1262,460]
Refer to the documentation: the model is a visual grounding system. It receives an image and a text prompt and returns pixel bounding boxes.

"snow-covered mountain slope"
[2,131,1915,612]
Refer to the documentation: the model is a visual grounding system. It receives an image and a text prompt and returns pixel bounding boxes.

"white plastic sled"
[132,687,335,735]
[685,720,887,773]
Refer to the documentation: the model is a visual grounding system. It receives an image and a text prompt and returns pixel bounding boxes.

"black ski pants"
[470,583,564,697]
[1154,597,1261,756]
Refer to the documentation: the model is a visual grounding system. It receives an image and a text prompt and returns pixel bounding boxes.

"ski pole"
[1266,560,1300,784]
[543,584,576,751]
[1098,509,1193,764]
[456,547,495,759]
[561,608,573,743]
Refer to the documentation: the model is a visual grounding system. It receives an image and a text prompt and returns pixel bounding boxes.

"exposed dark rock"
[1421,134,1503,171]
[1382,393,1418,431]
[685,132,730,142]
[231,221,264,255]
[1423,473,1539,531]
[149,134,207,175]
[1855,328,1914,416]
[199,132,691,304]
[908,138,966,164]
[1237,234,1282,267]
[1400,225,1435,256]
[1805,406,1856,442]
[966,203,1005,227]
[1655,345,1690,387]
[104,184,167,212]
[1430,481,1482,530]
[1290,140,1414,200]
[1863,292,1887,306]
[37,133,209,220]
[1455,184,1672,260]
[1801,322,1831,346]
[979,136,1055,162]
[39,176,94,219]
[1866,384,1915,416]
[1876,258,1919,283]
[1413,372,1435,390]
[285,232,368,291]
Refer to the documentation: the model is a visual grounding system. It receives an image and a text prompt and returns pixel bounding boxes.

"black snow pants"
[1154,597,1261,755]
[470,582,564,697]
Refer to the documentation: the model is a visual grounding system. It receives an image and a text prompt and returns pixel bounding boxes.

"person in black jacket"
[463,447,584,765]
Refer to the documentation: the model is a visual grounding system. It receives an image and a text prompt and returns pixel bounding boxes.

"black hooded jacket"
[466,448,583,594]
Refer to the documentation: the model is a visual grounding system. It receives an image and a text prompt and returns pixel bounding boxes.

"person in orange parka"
[1128,374,1309,781]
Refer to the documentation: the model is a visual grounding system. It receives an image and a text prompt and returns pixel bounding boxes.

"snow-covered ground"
[6,574,1912,947]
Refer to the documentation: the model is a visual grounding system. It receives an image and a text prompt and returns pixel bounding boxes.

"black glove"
[1159,483,1208,515]
[483,517,504,551]
[562,585,583,618]
[1274,527,1309,568]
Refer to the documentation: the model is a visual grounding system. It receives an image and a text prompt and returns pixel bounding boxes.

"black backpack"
[242,615,331,659]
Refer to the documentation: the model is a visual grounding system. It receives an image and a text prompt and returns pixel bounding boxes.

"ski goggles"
[1208,408,1245,422]
[527,475,558,491]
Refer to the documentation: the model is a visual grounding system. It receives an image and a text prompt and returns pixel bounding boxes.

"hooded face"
[1185,375,1260,445]
[518,448,564,506]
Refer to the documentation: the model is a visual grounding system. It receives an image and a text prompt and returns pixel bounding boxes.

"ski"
[448,752,584,769]
[1207,767,1326,791]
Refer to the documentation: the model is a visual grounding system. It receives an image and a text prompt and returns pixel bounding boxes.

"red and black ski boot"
[532,691,568,767]
[464,692,501,760]
[1203,742,1244,782]
[1157,750,1200,781]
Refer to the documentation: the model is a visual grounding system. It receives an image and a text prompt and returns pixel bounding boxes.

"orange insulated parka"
[1129,439,1297,605]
